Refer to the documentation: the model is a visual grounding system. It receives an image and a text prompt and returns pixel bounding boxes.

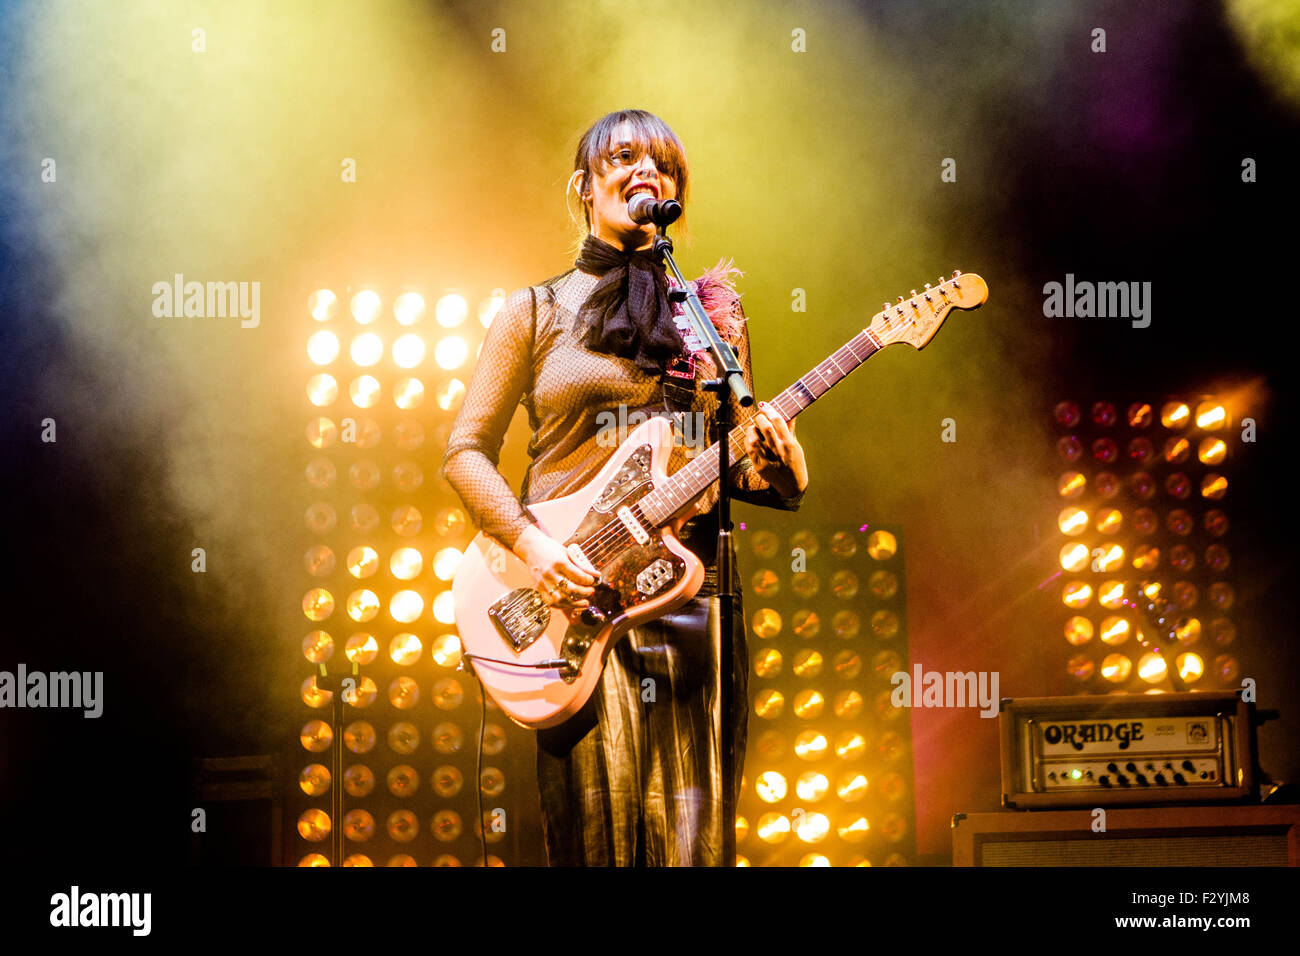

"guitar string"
[566,337,876,572]
[539,324,893,583]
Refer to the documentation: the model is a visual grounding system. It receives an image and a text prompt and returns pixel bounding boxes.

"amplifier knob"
[1098,775,1111,787]
[1126,762,1138,773]
[1116,774,1130,786]
[1107,762,1120,774]
[1181,760,1195,772]
[1134,774,1149,786]
[1173,773,1187,785]
[1154,773,1168,785]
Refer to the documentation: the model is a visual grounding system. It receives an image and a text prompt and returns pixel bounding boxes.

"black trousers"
[535,585,747,866]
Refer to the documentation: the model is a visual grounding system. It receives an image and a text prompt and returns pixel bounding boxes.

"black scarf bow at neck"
[574,233,687,374]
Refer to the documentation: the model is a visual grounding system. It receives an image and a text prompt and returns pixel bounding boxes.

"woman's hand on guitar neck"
[512,524,598,608]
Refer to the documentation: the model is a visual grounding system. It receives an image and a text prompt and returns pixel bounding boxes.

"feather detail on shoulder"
[692,257,747,345]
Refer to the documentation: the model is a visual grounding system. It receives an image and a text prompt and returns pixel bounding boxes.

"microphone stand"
[652,226,753,867]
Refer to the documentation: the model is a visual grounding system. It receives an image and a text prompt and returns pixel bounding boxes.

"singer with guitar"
[441,108,808,866]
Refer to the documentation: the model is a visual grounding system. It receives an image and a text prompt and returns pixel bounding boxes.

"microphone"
[628,193,682,227]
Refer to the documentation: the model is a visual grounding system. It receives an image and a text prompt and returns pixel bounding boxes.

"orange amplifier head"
[999,691,1257,809]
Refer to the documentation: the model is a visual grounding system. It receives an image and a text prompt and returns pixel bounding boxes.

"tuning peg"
[952,269,961,277]
[938,276,946,285]
[924,283,931,290]
[910,289,917,297]
[881,302,890,312]
[896,295,904,303]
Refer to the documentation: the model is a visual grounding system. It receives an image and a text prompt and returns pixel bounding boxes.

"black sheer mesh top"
[440,265,804,568]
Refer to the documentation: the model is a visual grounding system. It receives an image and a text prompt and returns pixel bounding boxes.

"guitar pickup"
[487,588,551,652]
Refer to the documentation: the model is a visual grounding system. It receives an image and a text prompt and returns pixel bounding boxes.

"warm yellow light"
[753,689,784,719]
[1095,544,1125,573]
[1201,474,1228,499]
[795,812,830,843]
[306,373,338,406]
[1058,507,1089,535]
[302,587,334,621]
[1198,437,1227,465]
[755,812,790,843]
[309,289,338,322]
[1095,508,1123,535]
[792,689,824,719]
[432,591,456,625]
[837,816,870,842]
[350,290,382,324]
[346,589,381,622]
[436,293,469,328]
[1195,401,1226,430]
[394,292,426,326]
[393,377,425,410]
[392,333,426,369]
[1098,580,1126,608]
[390,547,423,580]
[1062,582,1092,608]
[435,335,468,370]
[349,374,381,408]
[753,649,782,678]
[1058,472,1086,497]
[755,771,787,803]
[1176,652,1204,682]
[436,378,466,412]
[794,731,828,760]
[346,546,379,579]
[1160,402,1190,428]
[837,772,868,802]
[390,590,424,624]
[834,732,865,760]
[1100,616,1131,645]
[1065,616,1094,645]
[1137,652,1168,683]
[307,330,340,365]
[350,332,383,366]
[344,633,379,664]
[390,633,422,666]
[431,634,463,668]
[1101,653,1132,683]
[866,530,897,559]
[433,547,463,581]
[1060,543,1089,572]
[796,772,829,802]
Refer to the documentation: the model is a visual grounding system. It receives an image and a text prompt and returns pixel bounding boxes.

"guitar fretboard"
[639,326,886,525]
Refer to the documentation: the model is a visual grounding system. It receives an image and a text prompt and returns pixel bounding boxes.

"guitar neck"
[640,326,884,526]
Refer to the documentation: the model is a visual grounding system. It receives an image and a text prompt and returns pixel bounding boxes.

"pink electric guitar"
[452,271,988,728]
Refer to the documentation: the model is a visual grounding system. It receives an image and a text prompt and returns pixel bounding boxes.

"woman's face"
[582,122,679,251]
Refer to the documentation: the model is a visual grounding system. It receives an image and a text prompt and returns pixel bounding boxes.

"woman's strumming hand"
[513,524,598,608]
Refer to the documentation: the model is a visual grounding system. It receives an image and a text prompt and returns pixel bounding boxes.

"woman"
[441,108,808,866]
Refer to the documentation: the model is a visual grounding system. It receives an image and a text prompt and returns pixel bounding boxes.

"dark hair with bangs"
[568,109,690,249]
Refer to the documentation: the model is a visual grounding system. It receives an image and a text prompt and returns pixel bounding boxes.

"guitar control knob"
[580,607,606,626]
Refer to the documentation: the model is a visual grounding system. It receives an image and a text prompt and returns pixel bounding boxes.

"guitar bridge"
[488,588,550,652]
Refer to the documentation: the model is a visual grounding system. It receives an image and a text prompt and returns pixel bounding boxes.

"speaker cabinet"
[952,804,1300,866]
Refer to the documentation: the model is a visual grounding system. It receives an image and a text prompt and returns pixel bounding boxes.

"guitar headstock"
[867,270,988,350]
